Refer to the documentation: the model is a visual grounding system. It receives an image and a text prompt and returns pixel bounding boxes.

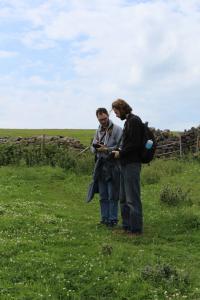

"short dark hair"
[112,99,132,114]
[96,107,109,117]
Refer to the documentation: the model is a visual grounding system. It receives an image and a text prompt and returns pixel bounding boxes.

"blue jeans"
[98,179,118,223]
[120,163,143,233]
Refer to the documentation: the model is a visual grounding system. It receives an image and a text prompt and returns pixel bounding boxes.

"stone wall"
[0,125,199,158]
[154,126,200,158]
[0,135,84,150]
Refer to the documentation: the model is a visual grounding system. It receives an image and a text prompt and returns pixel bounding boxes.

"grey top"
[91,119,123,159]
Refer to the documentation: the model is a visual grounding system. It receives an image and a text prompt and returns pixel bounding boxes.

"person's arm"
[90,130,98,154]
[107,125,123,152]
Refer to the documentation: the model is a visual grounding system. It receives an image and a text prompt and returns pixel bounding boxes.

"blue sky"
[0,0,200,130]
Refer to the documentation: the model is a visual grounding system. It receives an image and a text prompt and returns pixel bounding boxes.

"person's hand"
[112,150,120,158]
[97,145,108,153]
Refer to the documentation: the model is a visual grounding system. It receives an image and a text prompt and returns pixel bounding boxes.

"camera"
[92,142,104,149]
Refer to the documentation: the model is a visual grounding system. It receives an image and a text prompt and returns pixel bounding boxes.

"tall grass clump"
[141,167,160,185]
[150,158,184,177]
[160,184,191,206]
[141,157,185,186]
[0,144,22,165]
[0,143,95,174]
[179,208,200,231]
[0,144,76,170]
[141,263,189,289]
[183,214,200,230]
[74,152,94,175]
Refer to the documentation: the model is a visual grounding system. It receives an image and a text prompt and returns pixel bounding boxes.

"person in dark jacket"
[111,99,143,236]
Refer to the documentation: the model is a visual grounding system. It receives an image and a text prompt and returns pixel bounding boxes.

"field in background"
[0,129,95,146]
[0,129,199,299]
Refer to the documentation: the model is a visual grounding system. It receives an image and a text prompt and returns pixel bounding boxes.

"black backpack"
[141,122,157,164]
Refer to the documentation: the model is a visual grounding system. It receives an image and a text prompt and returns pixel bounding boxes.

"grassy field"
[0,130,199,299]
[0,129,95,146]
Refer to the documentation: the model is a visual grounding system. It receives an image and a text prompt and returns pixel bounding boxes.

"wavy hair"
[112,99,132,114]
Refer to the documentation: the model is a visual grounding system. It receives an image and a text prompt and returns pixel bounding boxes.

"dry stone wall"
[0,135,84,150]
[154,125,200,158]
[0,125,199,158]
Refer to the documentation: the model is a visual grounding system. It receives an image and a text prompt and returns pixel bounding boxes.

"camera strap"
[97,130,107,144]
[97,123,114,144]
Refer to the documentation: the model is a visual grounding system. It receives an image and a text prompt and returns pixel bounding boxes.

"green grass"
[0,129,95,146]
[0,157,200,299]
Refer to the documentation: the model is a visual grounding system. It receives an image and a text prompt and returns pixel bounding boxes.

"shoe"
[123,226,130,232]
[115,225,130,232]
[97,220,108,226]
[112,225,129,235]
[107,220,118,228]
[126,231,142,237]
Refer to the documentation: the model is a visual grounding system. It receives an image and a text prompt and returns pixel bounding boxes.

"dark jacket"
[120,114,143,165]
[86,157,102,202]
[86,157,120,202]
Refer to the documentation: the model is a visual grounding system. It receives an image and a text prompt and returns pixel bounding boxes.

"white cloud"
[0,0,200,130]
[0,50,18,58]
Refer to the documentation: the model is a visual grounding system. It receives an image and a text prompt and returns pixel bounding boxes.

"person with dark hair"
[111,99,143,236]
[95,107,109,117]
[91,107,122,227]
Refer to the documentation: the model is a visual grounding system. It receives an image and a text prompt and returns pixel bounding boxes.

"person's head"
[96,107,109,128]
[112,99,132,120]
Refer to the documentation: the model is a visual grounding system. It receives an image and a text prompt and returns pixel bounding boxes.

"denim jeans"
[98,179,118,223]
[120,162,143,233]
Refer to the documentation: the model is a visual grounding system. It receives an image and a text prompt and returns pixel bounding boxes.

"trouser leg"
[98,179,109,222]
[120,169,130,229]
[107,180,118,222]
[125,163,142,233]
[120,163,143,233]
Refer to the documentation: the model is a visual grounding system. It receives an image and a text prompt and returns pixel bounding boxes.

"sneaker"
[97,220,108,226]
[107,220,118,228]
[112,225,129,234]
[115,225,129,232]
[123,226,130,232]
[126,231,142,237]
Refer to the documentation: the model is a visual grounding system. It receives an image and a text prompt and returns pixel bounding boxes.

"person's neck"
[126,113,132,119]
[101,121,110,130]
[101,125,108,131]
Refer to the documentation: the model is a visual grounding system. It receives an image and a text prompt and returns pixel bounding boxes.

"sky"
[0,0,200,130]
